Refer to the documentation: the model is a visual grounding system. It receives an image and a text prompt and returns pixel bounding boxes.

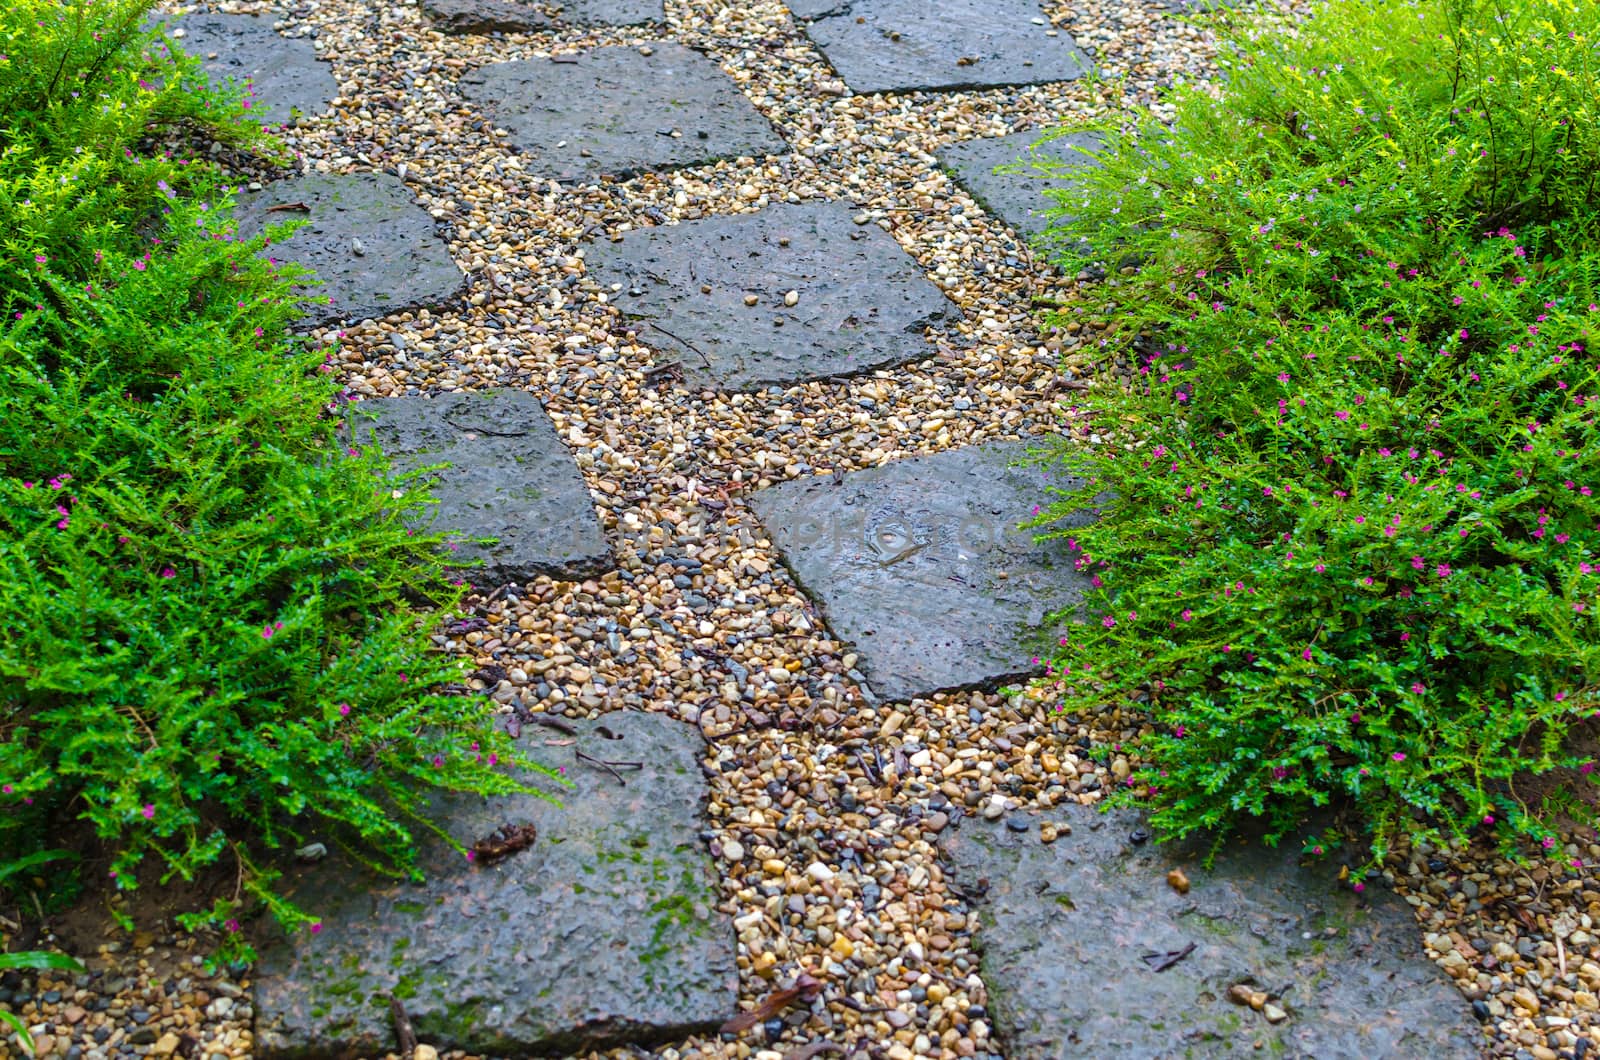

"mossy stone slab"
[253,712,736,1057]
[586,201,958,390]
[157,13,335,125]
[234,172,465,327]
[350,389,611,585]
[941,808,1481,1058]
[460,44,785,183]
[791,0,1093,95]
[747,441,1090,702]
[937,129,1104,243]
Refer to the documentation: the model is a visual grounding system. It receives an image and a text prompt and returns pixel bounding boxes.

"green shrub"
[0,0,553,958]
[1030,0,1600,875]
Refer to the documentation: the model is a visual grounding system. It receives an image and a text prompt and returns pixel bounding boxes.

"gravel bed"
[7,0,1593,1058]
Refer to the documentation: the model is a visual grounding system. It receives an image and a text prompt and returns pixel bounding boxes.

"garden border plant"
[1026,0,1598,883]
[0,0,557,977]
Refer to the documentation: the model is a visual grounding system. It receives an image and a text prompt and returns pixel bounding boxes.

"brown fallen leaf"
[264,202,311,213]
[721,973,823,1034]
[1167,869,1190,895]
[469,823,537,865]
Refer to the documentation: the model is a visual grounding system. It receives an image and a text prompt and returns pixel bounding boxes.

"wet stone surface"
[941,808,1481,1059]
[419,0,664,34]
[350,389,611,585]
[234,172,465,326]
[587,202,957,390]
[938,130,1104,243]
[253,711,736,1057]
[789,0,1093,95]
[748,441,1089,703]
[158,13,336,124]
[459,44,785,183]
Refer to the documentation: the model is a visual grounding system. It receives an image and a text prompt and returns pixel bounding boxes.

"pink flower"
[338,703,351,717]
[160,567,176,579]
[1483,814,1495,825]
[1301,648,1313,661]
[1410,683,1425,694]
[141,804,155,819]
[310,922,323,935]
[1391,752,1406,762]
[1353,881,1365,893]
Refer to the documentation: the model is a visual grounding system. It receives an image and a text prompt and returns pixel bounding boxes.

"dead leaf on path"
[264,202,311,213]
[721,973,823,1034]
[543,738,575,746]
[470,823,537,865]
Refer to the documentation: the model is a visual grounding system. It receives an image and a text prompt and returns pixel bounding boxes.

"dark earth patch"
[349,389,611,586]
[234,171,465,327]
[747,441,1090,703]
[459,44,785,183]
[790,0,1093,95]
[941,808,1481,1058]
[419,0,664,34]
[938,129,1104,243]
[586,201,957,390]
[156,13,336,125]
[253,711,737,1057]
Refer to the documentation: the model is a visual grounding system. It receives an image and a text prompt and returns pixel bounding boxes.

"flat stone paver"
[790,0,1093,95]
[587,202,957,390]
[747,442,1089,702]
[941,809,1481,1059]
[234,172,465,326]
[938,130,1103,242]
[253,712,737,1057]
[350,390,611,585]
[159,13,336,124]
[459,44,785,183]
[420,0,664,34]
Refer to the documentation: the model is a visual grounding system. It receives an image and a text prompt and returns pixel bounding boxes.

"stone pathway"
[942,809,1479,1057]
[157,12,336,124]
[43,1,1547,1059]
[351,390,612,583]
[937,129,1103,243]
[588,202,957,389]
[459,43,786,182]
[234,172,465,325]
[254,712,735,1057]
[748,442,1090,703]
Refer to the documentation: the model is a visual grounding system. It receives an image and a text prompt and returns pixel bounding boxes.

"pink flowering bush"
[0,0,553,962]
[1031,0,1599,875]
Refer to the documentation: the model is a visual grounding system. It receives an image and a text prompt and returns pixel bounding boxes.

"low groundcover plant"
[1028,0,1599,879]
[0,0,553,964]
